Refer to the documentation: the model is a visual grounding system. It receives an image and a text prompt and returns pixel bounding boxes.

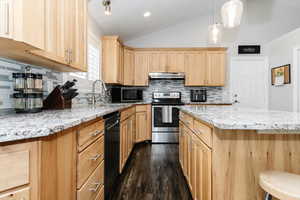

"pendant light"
[208,0,223,44]
[103,0,112,16]
[221,0,243,28]
[208,23,223,44]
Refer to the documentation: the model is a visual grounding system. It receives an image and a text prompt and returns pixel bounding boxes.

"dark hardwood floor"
[111,143,193,200]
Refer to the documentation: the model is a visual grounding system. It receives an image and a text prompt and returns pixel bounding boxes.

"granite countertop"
[180,105,300,132]
[0,104,135,143]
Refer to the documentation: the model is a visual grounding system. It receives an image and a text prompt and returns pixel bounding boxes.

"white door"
[230,57,268,109]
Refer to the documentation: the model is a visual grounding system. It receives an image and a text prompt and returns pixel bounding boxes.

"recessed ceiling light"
[144,11,151,18]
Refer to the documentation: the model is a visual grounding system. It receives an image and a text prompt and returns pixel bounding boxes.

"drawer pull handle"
[90,154,101,161]
[90,130,103,137]
[89,182,102,192]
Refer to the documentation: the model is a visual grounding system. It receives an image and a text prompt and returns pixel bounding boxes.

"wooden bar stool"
[259,171,300,200]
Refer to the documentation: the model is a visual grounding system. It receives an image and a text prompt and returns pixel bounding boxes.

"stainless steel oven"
[151,92,183,144]
[152,106,179,132]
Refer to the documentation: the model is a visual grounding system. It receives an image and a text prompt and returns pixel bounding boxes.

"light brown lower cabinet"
[0,141,39,200]
[191,134,211,200]
[39,119,105,200]
[77,161,104,200]
[180,111,300,200]
[0,105,153,200]
[120,107,136,173]
[135,105,151,143]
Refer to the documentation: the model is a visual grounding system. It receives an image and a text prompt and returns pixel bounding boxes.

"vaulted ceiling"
[88,0,300,42]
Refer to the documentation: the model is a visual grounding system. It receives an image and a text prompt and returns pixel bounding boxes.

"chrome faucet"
[91,79,108,105]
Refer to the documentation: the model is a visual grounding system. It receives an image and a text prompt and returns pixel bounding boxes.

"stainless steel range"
[152,92,184,143]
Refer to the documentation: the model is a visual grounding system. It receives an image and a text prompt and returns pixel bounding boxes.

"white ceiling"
[88,0,300,42]
[88,0,215,40]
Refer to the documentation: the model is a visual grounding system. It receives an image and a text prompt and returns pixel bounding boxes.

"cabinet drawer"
[135,105,147,112]
[193,119,212,148]
[121,107,135,121]
[95,186,104,200]
[179,112,193,128]
[78,119,104,152]
[0,150,29,192]
[77,161,104,200]
[77,136,104,189]
[0,187,30,200]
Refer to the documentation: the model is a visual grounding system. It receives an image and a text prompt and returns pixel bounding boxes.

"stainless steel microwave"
[111,88,143,103]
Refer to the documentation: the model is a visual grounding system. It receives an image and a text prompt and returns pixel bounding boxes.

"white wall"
[266,28,300,111]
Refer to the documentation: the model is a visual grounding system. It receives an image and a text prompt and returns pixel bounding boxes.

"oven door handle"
[168,106,173,123]
[162,106,169,123]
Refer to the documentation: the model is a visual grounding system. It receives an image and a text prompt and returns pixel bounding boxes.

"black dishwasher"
[104,112,120,200]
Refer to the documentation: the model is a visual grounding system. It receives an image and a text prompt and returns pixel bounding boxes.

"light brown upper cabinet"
[206,51,226,86]
[149,52,168,73]
[0,0,87,72]
[134,52,150,86]
[123,48,135,86]
[149,51,184,73]
[167,51,185,72]
[70,0,88,71]
[185,51,207,86]
[102,36,124,84]
[185,50,226,86]
[0,0,45,51]
[30,0,88,72]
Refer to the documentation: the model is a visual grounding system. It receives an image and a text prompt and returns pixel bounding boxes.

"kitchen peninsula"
[1,105,300,200]
[179,105,300,200]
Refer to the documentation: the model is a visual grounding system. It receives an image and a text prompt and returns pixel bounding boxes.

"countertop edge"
[179,107,300,133]
[0,104,136,144]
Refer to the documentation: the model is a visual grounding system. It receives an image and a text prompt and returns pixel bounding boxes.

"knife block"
[43,86,72,110]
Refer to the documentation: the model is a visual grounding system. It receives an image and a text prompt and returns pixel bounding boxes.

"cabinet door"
[134,52,149,86]
[0,0,13,38]
[193,137,212,200]
[206,51,226,86]
[102,38,119,84]
[127,117,132,157]
[179,122,184,168]
[123,49,135,86]
[117,44,124,84]
[149,52,167,72]
[183,126,188,178]
[135,111,148,143]
[33,0,68,65]
[70,0,87,71]
[58,0,72,63]
[167,51,185,72]
[129,115,135,152]
[186,129,193,191]
[185,52,206,86]
[120,120,127,172]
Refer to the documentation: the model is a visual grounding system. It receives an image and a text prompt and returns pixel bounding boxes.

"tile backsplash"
[0,58,108,112]
[0,57,231,112]
[121,80,231,104]
[0,58,63,110]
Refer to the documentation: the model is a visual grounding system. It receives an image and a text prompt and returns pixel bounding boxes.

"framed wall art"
[271,64,291,86]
